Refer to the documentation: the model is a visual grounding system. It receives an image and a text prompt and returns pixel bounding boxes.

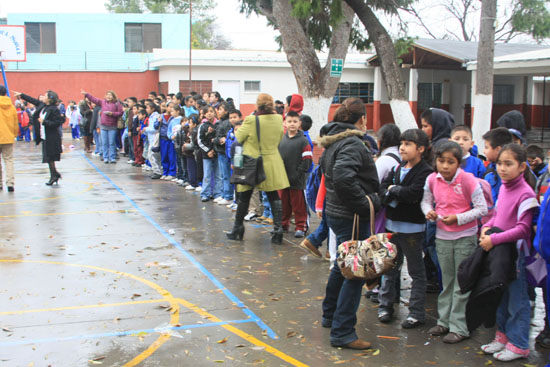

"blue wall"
[7,13,190,71]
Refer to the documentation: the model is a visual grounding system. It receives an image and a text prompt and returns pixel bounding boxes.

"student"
[527,144,547,178]
[225,109,243,209]
[534,184,550,349]
[213,102,233,205]
[183,114,200,190]
[420,108,455,149]
[378,129,433,328]
[482,127,514,203]
[133,108,146,167]
[18,102,31,142]
[450,125,486,178]
[68,103,81,140]
[209,91,222,109]
[172,114,187,185]
[125,97,137,164]
[145,101,163,179]
[160,104,181,180]
[421,141,488,344]
[479,143,538,361]
[278,111,313,237]
[183,96,198,117]
[197,106,221,202]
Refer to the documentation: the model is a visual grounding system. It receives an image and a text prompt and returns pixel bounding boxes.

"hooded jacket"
[0,96,18,144]
[318,122,380,220]
[427,108,454,148]
[288,94,304,114]
[496,110,526,136]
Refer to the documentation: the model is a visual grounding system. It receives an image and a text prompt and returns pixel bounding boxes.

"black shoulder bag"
[230,116,266,186]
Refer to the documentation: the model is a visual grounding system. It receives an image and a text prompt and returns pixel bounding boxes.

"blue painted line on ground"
[80,153,278,340]
[0,319,255,347]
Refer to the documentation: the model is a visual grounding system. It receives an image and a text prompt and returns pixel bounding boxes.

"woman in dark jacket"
[318,97,380,350]
[79,99,93,153]
[15,90,64,185]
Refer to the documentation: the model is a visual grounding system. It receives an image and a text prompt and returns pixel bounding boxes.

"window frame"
[244,81,261,93]
[124,23,162,53]
[493,84,515,105]
[417,82,442,110]
[24,22,56,54]
[332,82,374,104]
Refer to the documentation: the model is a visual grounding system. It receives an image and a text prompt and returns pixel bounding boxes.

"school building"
[2,13,550,132]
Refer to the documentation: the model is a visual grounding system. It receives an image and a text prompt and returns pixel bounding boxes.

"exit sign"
[330,58,343,77]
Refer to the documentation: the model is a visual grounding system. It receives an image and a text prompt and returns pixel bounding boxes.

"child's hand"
[316,211,323,219]
[479,234,493,252]
[441,215,457,225]
[480,227,489,237]
[208,127,214,133]
[426,210,438,221]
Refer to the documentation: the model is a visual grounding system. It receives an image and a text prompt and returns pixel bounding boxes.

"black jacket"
[20,94,44,142]
[380,160,433,224]
[319,122,380,220]
[90,105,101,133]
[213,118,232,154]
[279,130,312,190]
[457,227,517,332]
[21,94,63,158]
[198,121,215,156]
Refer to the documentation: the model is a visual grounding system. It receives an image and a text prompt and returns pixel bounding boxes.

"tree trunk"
[263,0,354,138]
[472,0,497,146]
[345,0,418,132]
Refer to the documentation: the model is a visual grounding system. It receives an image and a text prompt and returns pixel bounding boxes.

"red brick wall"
[179,80,212,95]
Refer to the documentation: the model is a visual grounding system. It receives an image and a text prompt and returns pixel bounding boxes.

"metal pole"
[0,61,10,97]
[542,76,547,143]
[189,0,192,93]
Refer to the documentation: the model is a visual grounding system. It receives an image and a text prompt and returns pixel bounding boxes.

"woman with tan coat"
[226,93,289,244]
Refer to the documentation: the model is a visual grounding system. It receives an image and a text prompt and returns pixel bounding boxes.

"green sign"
[330,58,343,77]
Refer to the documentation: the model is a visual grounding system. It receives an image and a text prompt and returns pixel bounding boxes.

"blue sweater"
[167,116,182,140]
[463,155,486,179]
[484,163,501,204]
[535,188,550,262]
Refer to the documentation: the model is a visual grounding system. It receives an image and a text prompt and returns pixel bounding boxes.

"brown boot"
[333,339,372,350]
[299,238,322,258]
[84,136,91,152]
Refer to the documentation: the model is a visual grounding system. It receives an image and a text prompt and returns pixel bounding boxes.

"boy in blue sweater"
[482,127,513,203]
[527,144,548,178]
[451,125,485,178]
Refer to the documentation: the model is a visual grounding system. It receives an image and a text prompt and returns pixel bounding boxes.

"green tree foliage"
[509,0,550,41]
[105,0,231,49]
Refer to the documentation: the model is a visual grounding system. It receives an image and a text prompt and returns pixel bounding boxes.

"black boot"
[226,198,248,241]
[270,200,283,245]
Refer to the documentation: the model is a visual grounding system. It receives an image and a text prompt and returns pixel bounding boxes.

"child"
[145,101,163,179]
[451,125,486,178]
[421,141,488,344]
[183,96,198,117]
[183,114,199,190]
[68,103,81,140]
[226,109,243,209]
[172,114,188,185]
[278,111,312,237]
[479,143,538,361]
[197,106,221,201]
[213,102,233,205]
[161,104,181,180]
[378,129,433,328]
[133,107,146,167]
[300,114,314,173]
[18,102,31,142]
[420,108,455,149]
[527,144,547,178]
[482,127,513,203]
[534,183,550,350]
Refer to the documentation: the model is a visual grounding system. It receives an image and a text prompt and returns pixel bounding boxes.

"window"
[244,81,261,92]
[124,23,161,53]
[418,83,442,110]
[25,22,56,53]
[333,83,374,104]
[493,84,514,105]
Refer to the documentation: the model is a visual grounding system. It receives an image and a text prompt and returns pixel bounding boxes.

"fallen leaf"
[2,327,13,332]
[216,337,228,344]
[372,349,380,356]
[377,335,400,340]
[131,294,141,299]
[91,356,106,361]
[334,361,351,365]
[299,289,310,294]
[286,331,297,338]
[235,344,246,348]
[485,360,493,366]
[241,290,252,295]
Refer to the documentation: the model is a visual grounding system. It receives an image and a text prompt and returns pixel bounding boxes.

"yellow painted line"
[175,298,309,367]
[0,298,166,315]
[0,259,179,367]
[0,181,95,205]
[0,209,136,218]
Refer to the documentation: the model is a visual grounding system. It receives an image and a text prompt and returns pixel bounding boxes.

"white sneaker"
[244,212,257,221]
[213,197,222,203]
[164,176,175,180]
[481,341,506,354]
[185,185,195,190]
[195,186,202,192]
[226,202,236,208]
[174,179,182,183]
[127,160,134,164]
[160,175,167,180]
[218,199,232,205]
[493,348,528,361]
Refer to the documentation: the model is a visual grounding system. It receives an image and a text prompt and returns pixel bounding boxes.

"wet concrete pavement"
[0,139,548,367]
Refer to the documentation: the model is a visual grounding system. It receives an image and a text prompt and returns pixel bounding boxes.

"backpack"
[305,164,322,211]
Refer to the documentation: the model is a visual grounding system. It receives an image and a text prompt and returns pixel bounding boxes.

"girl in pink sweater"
[479,143,538,362]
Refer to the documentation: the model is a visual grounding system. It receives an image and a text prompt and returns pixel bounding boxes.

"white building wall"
[158,65,374,106]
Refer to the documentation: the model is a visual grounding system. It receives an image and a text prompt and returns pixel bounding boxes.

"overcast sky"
[0,0,280,50]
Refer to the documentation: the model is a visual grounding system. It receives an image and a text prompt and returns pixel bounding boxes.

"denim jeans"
[100,128,117,162]
[379,232,427,321]
[93,130,102,156]
[497,251,530,350]
[307,209,329,248]
[322,214,370,346]
[262,191,272,218]
[217,153,233,200]
[201,157,221,200]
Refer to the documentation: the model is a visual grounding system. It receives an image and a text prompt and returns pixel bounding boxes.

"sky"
[0,0,280,50]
